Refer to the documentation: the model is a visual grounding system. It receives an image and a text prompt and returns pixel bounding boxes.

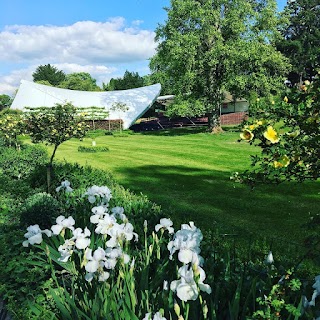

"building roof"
[11,80,161,129]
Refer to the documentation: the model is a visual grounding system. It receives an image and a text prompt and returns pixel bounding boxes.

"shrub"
[77,145,109,153]
[19,192,62,229]
[0,144,48,179]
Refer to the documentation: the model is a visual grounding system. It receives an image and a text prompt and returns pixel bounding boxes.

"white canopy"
[11,80,161,129]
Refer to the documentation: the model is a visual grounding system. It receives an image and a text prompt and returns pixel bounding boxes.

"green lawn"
[48,128,319,245]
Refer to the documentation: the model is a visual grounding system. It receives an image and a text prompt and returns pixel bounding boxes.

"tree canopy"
[276,0,320,85]
[103,71,146,91]
[32,64,66,86]
[59,72,101,91]
[0,94,13,111]
[150,0,289,130]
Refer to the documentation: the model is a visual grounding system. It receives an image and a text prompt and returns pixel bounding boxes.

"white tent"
[11,80,161,129]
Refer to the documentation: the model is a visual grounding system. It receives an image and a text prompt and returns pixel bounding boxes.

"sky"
[0,0,287,96]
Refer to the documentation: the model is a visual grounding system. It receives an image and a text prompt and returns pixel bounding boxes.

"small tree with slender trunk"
[25,102,89,191]
[110,102,129,133]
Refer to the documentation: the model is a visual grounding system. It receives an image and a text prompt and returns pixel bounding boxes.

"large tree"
[59,72,101,91]
[32,64,66,86]
[103,70,145,91]
[276,0,320,85]
[150,0,289,131]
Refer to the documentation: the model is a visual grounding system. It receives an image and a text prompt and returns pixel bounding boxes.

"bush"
[0,144,48,179]
[77,145,109,153]
[19,192,62,229]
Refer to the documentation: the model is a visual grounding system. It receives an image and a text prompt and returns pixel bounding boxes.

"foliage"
[238,75,320,185]
[25,102,89,166]
[0,94,13,111]
[150,0,289,130]
[276,0,320,85]
[19,192,62,229]
[0,112,24,147]
[78,145,109,153]
[103,70,145,91]
[110,102,129,133]
[59,72,101,91]
[32,64,66,86]
[0,144,48,179]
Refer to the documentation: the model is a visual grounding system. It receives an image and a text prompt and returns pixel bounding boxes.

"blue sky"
[0,0,287,95]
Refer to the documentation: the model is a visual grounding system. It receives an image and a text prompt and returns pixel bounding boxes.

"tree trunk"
[47,144,58,192]
[206,97,223,133]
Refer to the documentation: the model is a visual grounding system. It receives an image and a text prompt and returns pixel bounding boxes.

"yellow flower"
[283,96,288,103]
[256,98,260,102]
[249,124,257,131]
[240,129,254,141]
[271,101,275,105]
[273,155,290,168]
[256,119,266,126]
[304,80,310,86]
[264,126,280,143]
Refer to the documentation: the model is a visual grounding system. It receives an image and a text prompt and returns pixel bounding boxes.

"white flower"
[309,275,320,306]
[111,206,127,221]
[168,222,203,265]
[170,265,198,301]
[170,265,211,302]
[106,222,138,248]
[103,247,130,269]
[84,185,112,205]
[155,218,174,234]
[266,251,274,264]
[85,247,106,273]
[84,247,111,282]
[58,238,75,262]
[72,227,91,249]
[94,214,117,234]
[56,180,73,193]
[142,311,167,320]
[90,205,108,223]
[98,271,110,282]
[51,216,75,235]
[22,224,52,247]
[163,280,169,291]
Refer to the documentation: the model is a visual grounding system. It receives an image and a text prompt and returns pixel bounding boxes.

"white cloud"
[0,17,157,95]
[0,63,119,96]
[0,18,156,65]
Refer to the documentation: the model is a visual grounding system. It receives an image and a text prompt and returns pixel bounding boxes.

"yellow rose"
[264,126,280,143]
[273,155,290,168]
[283,96,288,103]
[240,129,254,141]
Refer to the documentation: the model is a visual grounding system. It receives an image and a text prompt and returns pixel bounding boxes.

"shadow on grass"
[138,127,207,136]
[113,164,320,244]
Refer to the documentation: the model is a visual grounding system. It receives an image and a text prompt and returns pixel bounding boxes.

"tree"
[110,102,129,133]
[59,72,101,91]
[103,70,145,91]
[25,103,89,191]
[150,0,289,131]
[238,75,320,186]
[276,0,320,85]
[0,111,24,148]
[0,94,13,111]
[32,64,66,86]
